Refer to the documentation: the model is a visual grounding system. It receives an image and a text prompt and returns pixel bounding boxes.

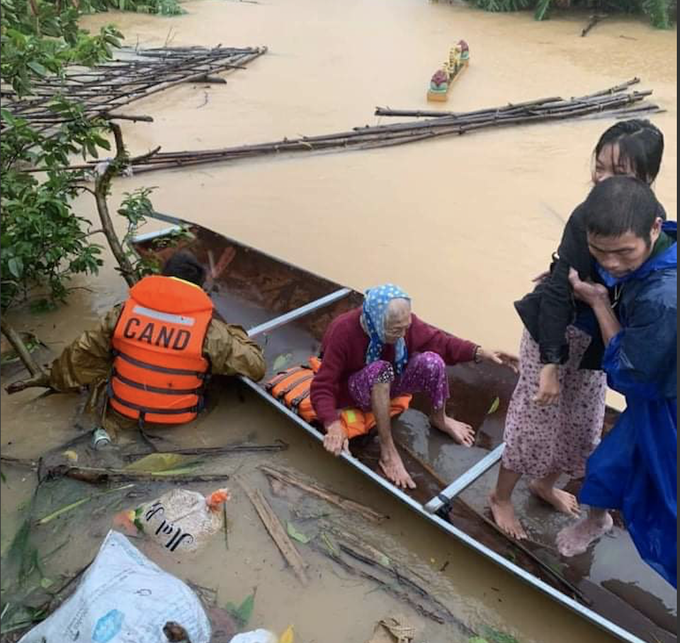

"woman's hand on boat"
[323,421,351,457]
[477,349,520,373]
[534,363,560,406]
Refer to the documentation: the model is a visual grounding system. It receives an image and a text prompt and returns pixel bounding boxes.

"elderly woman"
[310,284,517,489]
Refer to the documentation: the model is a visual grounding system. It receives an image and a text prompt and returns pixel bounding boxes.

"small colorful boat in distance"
[427,40,470,103]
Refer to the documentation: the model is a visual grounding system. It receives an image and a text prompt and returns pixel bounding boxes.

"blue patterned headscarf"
[362,284,412,375]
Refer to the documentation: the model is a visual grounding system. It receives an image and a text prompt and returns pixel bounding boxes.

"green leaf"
[482,627,520,643]
[35,484,135,526]
[273,353,293,372]
[321,532,339,557]
[487,397,501,415]
[286,522,311,545]
[469,638,489,643]
[534,0,552,21]
[226,592,256,628]
[7,257,22,279]
[27,61,49,77]
[40,577,54,590]
[124,453,190,472]
[149,465,201,476]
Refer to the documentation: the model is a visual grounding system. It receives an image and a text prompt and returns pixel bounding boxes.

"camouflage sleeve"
[48,305,121,392]
[204,319,266,382]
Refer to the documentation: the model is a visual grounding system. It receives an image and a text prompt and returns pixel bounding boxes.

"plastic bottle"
[91,427,112,450]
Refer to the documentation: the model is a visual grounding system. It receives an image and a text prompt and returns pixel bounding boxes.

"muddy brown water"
[1,0,677,642]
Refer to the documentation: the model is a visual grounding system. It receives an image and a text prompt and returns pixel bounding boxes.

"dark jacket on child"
[514,200,667,371]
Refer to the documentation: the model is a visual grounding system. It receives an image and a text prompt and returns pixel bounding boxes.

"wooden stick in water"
[240,479,309,586]
[261,465,388,523]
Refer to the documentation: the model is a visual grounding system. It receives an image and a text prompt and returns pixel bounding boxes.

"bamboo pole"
[21,81,657,176]
[3,46,267,137]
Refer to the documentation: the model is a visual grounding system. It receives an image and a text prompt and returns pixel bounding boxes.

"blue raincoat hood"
[597,221,677,287]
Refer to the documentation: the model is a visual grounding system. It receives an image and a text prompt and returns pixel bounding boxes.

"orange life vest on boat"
[109,275,213,425]
[266,357,412,439]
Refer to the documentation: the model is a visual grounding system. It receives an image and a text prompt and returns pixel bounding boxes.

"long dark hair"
[593,119,664,184]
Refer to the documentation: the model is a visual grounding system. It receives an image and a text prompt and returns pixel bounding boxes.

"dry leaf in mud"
[125,453,192,472]
[487,397,501,415]
[368,615,416,643]
[279,625,295,643]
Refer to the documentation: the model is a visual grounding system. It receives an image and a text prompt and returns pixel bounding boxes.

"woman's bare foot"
[489,491,527,540]
[557,511,613,557]
[431,415,476,447]
[529,480,581,517]
[379,446,417,490]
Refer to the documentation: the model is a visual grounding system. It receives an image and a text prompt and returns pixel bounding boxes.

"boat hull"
[132,214,677,643]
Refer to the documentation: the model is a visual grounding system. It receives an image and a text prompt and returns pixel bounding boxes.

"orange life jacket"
[109,275,214,425]
[266,357,411,439]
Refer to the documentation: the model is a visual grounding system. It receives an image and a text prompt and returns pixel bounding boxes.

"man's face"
[587,220,662,279]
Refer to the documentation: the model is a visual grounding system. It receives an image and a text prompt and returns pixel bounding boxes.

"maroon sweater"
[310,308,478,426]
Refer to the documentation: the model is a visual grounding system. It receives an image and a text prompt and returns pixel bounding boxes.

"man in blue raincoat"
[556,176,677,588]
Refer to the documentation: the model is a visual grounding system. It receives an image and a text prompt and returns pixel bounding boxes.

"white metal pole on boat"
[131,225,182,244]
[423,443,506,514]
[246,288,352,338]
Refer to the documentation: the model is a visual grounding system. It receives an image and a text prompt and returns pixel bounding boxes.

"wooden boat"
[427,40,470,103]
[132,214,677,643]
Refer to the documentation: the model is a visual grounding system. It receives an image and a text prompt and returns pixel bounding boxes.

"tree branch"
[93,122,138,287]
[103,113,154,123]
[1,317,47,379]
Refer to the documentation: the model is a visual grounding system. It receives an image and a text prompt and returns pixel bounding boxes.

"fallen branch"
[190,75,228,84]
[239,478,309,585]
[0,455,39,469]
[103,113,154,122]
[261,465,387,524]
[40,463,231,485]
[124,441,288,459]
[1,318,47,379]
[582,13,607,37]
[321,522,473,632]
[313,534,456,627]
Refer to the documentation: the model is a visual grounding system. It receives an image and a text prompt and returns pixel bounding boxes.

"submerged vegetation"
[438,0,676,29]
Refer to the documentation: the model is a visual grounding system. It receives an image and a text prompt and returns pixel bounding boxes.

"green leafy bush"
[468,0,674,28]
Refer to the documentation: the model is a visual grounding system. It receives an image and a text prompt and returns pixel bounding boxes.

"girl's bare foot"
[489,491,528,540]
[379,446,417,490]
[529,480,581,517]
[431,415,476,447]
[557,512,613,557]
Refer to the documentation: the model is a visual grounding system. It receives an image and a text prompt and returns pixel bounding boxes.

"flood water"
[1,0,677,642]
